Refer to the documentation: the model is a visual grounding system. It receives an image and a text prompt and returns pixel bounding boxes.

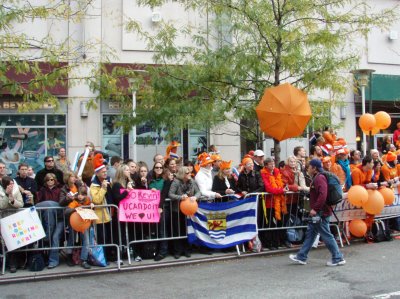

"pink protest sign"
[119,189,160,223]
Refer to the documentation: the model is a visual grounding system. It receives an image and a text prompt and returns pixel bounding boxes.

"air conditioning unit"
[389,30,398,40]
[152,11,162,23]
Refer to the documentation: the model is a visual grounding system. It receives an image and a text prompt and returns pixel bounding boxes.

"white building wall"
[4,0,400,165]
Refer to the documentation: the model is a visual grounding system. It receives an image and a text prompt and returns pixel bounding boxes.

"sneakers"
[81,261,91,269]
[66,254,75,267]
[326,259,346,267]
[289,254,307,265]
[154,254,166,262]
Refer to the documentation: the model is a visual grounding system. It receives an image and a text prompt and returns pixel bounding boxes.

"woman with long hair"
[212,160,237,200]
[111,164,134,205]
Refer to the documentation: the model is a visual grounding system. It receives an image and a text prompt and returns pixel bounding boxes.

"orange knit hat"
[241,157,253,166]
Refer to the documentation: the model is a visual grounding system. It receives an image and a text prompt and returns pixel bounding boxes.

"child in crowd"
[66,185,93,269]
[68,186,91,209]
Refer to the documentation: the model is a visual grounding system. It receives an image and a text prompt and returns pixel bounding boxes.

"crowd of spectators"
[1,133,400,273]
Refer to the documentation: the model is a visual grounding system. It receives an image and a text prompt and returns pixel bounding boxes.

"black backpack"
[28,252,45,272]
[320,172,343,206]
[371,220,392,242]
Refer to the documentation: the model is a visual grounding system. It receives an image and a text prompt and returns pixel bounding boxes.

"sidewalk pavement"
[0,245,298,284]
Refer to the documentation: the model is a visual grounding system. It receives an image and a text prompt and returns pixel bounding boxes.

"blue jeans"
[80,229,90,261]
[296,216,344,263]
[66,228,90,261]
[36,201,64,267]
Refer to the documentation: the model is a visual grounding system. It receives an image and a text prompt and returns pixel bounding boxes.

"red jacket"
[280,165,301,205]
[37,186,61,203]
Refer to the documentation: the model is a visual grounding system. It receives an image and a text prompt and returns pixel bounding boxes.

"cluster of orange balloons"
[347,185,395,237]
[180,197,198,216]
[359,111,391,135]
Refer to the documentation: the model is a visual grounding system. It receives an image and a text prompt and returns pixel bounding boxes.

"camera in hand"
[303,215,321,223]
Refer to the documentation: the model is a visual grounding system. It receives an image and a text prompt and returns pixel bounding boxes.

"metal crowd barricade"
[245,192,345,248]
[0,204,122,275]
[124,198,188,265]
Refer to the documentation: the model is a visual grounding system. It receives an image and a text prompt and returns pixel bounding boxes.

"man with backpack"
[289,159,346,266]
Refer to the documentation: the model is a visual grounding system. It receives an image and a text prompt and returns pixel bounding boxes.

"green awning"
[365,74,400,101]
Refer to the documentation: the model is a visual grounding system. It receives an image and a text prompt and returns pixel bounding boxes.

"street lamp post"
[128,70,148,161]
[351,69,375,156]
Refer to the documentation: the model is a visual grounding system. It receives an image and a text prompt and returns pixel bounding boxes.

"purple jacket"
[310,172,331,217]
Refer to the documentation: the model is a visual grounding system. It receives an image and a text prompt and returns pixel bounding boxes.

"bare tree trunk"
[274,138,281,163]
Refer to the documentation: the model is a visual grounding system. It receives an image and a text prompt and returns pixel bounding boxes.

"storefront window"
[188,129,207,161]
[0,114,66,177]
[102,114,123,157]
[137,123,170,145]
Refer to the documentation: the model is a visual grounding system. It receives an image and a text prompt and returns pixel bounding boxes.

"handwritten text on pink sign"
[119,189,160,223]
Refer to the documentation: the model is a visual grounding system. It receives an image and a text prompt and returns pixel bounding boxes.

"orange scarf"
[264,169,287,220]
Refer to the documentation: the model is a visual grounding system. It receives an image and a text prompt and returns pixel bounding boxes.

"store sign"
[0,100,55,110]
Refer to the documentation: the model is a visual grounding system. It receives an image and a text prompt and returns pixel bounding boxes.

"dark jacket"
[237,170,264,194]
[160,179,173,207]
[37,186,61,203]
[111,181,129,206]
[212,175,238,195]
[14,175,37,206]
[35,167,64,189]
[310,172,331,217]
[253,162,263,173]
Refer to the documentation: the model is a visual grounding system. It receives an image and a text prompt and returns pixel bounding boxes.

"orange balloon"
[349,219,367,237]
[359,113,376,132]
[379,187,395,205]
[362,190,384,215]
[347,185,369,207]
[70,212,91,233]
[362,126,380,136]
[374,111,391,130]
[180,198,198,216]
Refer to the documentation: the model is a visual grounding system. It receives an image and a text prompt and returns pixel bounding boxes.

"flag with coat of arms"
[187,196,258,249]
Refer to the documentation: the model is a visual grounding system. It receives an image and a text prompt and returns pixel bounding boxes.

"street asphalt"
[0,239,399,298]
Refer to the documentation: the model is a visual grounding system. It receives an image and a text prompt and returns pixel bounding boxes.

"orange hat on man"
[200,155,214,167]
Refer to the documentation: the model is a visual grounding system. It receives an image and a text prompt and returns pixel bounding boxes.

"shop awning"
[3,62,68,96]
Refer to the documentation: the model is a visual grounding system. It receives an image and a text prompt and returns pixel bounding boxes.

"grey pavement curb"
[0,247,298,285]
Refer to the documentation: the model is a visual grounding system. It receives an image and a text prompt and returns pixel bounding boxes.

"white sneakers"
[289,254,307,265]
[326,260,346,267]
[289,254,346,266]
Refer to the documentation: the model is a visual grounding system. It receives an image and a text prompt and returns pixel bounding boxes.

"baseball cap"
[253,150,265,157]
[309,158,323,172]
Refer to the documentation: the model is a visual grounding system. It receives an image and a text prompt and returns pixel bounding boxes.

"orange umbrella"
[256,83,312,141]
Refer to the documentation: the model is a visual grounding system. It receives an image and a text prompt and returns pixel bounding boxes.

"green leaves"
[129,0,398,144]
